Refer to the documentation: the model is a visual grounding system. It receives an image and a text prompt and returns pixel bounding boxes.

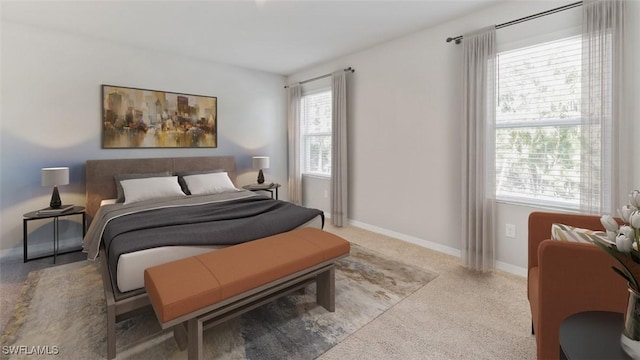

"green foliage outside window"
[496,36,583,207]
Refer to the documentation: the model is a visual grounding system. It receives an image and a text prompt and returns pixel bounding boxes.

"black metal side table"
[23,206,86,263]
[560,311,630,359]
[243,183,281,200]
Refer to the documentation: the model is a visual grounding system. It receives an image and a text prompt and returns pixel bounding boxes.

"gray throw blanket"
[83,191,324,282]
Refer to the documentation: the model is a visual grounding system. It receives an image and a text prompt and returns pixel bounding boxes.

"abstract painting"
[102,85,217,148]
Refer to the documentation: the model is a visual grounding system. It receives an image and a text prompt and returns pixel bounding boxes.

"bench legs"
[174,323,188,351]
[106,302,116,360]
[181,266,337,359]
[188,318,204,360]
[316,266,335,312]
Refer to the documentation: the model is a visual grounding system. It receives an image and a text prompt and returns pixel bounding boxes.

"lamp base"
[257,169,265,184]
[50,186,62,209]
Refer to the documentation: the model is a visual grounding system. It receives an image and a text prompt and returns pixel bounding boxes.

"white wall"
[632,0,640,189]
[0,20,287,256]
[288,0,640,276]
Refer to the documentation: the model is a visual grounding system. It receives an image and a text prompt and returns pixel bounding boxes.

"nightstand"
[23,206,86,263]
[559,311,630,359]
[242,183,281,200]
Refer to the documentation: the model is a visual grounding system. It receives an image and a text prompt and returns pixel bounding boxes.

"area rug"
[1,244,437,360]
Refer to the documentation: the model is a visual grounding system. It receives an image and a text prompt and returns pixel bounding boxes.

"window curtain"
[331,71,348,227]
[581,0,628,214]
[287,84,303,205]
[461,26,497,272]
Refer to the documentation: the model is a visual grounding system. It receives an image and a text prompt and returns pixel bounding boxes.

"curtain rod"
[445,1,583,45]
[284,67,355,88]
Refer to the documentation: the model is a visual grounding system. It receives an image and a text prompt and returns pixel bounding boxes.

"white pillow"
[182,172,238,195]
[120,176,185,204]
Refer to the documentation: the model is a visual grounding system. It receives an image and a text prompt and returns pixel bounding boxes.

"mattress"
[115,214,324,292]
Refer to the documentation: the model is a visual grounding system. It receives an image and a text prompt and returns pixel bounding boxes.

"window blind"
[495,35,583,209]
[301,90,332,176]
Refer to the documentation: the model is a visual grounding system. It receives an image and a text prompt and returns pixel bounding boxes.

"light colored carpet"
[0,250,85,334]
[0,225,536,359]
[1,243,436,359]
[320,224,536,360]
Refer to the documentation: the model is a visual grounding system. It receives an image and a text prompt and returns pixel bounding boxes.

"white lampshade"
[41,167,69,187]
[252,156,270,170]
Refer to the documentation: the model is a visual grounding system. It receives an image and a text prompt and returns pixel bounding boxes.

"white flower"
[620,225,635,240]
[601,214,620,232]
[631,211,640,229]
[620,205,636,223]
[630,190,640,208]
[607,230,618,241]
[616,233,633,253]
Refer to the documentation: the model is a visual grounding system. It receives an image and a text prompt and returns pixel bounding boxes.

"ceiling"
[1,0,501,75]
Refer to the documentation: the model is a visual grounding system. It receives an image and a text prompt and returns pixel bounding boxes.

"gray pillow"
[114,172,172,203]
[175,169,225,195]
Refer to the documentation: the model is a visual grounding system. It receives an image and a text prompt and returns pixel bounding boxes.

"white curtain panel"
[287,84,303,205]
[461,26,497,272]
[581,0,628,214]
[331,71,348,227]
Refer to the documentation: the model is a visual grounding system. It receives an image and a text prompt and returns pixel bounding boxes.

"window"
[300,90,332,176]
[495,36,583,209]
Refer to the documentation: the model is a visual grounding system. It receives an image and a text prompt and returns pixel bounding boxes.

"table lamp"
[252,156,270,184]
[41,167,69,208]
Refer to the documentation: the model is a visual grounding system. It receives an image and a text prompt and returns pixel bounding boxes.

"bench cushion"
[144,227,350,323]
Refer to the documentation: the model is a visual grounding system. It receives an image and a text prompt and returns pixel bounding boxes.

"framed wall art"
[101,85,217,148]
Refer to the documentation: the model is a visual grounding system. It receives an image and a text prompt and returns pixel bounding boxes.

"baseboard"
[347,219,461,257]
[347,218,527,278]
[0,247,22,261]
[496,261,527,278]
[0,238,82,261]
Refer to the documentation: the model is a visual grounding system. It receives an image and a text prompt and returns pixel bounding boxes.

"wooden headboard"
[85,156,236,221]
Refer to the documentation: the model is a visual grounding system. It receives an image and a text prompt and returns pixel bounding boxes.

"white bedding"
[115,213,324,292]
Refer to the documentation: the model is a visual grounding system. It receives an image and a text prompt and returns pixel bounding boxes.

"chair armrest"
[528,212,605,271]
[537,240,627,313]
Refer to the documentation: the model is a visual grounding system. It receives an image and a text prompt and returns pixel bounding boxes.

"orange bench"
[144,227,350,360]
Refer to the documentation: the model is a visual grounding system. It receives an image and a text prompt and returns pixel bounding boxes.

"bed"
[82,156,324,359]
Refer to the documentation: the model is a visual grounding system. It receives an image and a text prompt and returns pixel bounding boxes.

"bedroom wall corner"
[285,0,633,275]
[0,20,287,256]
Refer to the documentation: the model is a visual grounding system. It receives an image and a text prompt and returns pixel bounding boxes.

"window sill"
[302,173,330,180]
[495,198,580,213]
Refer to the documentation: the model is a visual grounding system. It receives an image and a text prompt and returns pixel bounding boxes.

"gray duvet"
[83,191,324,280]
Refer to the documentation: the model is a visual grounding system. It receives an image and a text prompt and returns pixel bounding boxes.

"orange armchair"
[528,211,628,360]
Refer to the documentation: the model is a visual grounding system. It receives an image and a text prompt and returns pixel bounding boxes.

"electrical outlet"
[505,224,516,238]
